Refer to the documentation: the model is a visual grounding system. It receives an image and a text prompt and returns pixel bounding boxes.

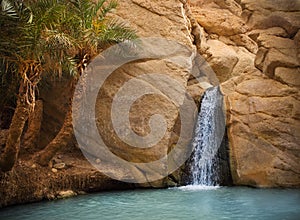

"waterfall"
[189,86,225,186]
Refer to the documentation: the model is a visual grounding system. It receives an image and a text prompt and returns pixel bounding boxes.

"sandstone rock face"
[190,0,258,83]
[275,67,300,87]
[206,39,239,82]
[240,0,300,82]
[221,73,300,187]
[113,0,194,47]
[192,7,248,36]
[231,47,256,77]
[191,0,300,187]
[241,0,300,36]
[89,0,208,187]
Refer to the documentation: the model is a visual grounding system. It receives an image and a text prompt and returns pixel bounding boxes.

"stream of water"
[189,86,225,186]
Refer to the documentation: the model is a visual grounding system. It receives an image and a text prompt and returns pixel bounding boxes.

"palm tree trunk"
[22,100,43,154]
[34,56,87,167]
[0,82,30,172]
[34,108,73,166]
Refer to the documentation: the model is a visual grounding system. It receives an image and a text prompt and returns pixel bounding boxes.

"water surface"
[1,187,299,220]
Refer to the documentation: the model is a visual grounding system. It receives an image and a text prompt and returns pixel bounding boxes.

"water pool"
[0,186,299,220]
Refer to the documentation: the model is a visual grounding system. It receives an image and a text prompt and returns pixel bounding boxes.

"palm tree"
[0,0,137,171]
[0,0,76,172]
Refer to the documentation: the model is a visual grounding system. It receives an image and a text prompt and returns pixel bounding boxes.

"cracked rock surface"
[190,0,300,187]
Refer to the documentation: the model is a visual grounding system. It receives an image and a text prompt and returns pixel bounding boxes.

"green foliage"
[0,0,137,75]
[67,0,137,56]
[0,0,137,126]
[0,0,138,172]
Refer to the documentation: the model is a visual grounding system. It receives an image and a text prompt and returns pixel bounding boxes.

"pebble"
[53,163,66,170]
[51,168,58,173]
[57,190,77,199]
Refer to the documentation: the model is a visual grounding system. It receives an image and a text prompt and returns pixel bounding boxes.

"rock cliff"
[89,0,202,187]
[191,0,300,187]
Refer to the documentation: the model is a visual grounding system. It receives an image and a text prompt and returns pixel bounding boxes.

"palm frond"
[0,0,18,19]
[92,0,106,18]
[68,0,93,28]
[30,0,66,28]
[98,19,137,46]
[99,0,118,20]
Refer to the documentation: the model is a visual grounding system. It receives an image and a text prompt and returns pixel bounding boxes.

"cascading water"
[189,86,226,186]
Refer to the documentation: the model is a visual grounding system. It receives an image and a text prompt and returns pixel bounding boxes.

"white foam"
[177,185,221,191]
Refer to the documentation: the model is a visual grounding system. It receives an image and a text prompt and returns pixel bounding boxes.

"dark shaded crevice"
[216,128,233,186]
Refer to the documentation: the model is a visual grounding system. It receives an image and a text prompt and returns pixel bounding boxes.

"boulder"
[262,48,299,78]
[275,67,300,87]
[256,34,297,52]
[191,0,243,16]
[248,27,289,40]
[206,39,239,82]
[114,0,194,47]
[229,34,258,53]
[191,7,248,36]
[214,0,242,16]
[221,73,300,187]
[253,12,300,37]
[231,47,256,77]
[254,47,268,71]
[241,0,300,37]
[240,0,300,12]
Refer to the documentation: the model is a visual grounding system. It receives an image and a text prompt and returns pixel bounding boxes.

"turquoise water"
[1,187,300,220]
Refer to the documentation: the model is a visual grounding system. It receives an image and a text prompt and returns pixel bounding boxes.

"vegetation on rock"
[0,0,137,171]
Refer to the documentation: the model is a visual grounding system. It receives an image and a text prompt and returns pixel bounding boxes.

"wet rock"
[57,190,77,199]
